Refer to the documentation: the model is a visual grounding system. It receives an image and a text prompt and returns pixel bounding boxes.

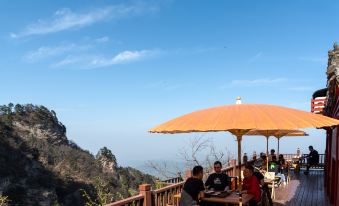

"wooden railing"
[105,193,145,206]
[153,182,184,206]
[105,155,324,206]
[161,175,183,184]
[300,154,325,165]
[282,154,325,164]
[105,159,251,206]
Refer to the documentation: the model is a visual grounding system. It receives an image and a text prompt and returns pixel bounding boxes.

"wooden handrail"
[105,194,144,206]
[105,155,320,206]
[153,181,184,194]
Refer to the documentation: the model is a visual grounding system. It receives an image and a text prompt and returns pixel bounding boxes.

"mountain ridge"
[0,103,155,206]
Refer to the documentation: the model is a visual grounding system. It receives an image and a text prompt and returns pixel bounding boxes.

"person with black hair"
[180,166,205,206]
[205,161,230,191]
[242,165,261,206]
[254,153,267,170]
[268,149,276,162]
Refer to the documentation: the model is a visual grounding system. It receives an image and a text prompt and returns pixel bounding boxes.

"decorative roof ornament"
[236,96,242,104]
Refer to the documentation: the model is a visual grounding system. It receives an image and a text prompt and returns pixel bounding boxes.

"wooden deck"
[274,170,330,206]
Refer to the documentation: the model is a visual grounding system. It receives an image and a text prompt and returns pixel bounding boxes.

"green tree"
[81,177,114,206]
[8,103,14,113]
[14,104,24,114]
[96,147,116,163]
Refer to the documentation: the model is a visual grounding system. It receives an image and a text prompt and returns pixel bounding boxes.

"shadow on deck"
[274,170,330,206]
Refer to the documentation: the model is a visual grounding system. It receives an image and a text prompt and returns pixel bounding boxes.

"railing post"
[230,159,236,176]
[185,169,192,179]
[139,184,152,206]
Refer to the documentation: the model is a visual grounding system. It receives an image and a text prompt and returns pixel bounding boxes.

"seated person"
[180,166,205,206]
[304,145,319,174]
[278,154,287,174]
[268,156,279,173]
[268,149,277,162]
[242,165,261,206]
[252,166,273,206]
[205,161,230,191]
[254,153,267,171]
[268,156,285,185]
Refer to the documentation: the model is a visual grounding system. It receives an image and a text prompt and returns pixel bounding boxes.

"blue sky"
[0,0,338,167]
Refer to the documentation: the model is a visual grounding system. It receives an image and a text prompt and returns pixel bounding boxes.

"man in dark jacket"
[304,145,319,174]
[205,161,230,191]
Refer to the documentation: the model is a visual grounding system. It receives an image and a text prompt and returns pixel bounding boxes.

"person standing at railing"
[180,166,205,206]
[205,161,230,191]
[304,145,319,175]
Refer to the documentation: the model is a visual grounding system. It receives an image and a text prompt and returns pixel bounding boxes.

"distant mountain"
[0,103,155,206]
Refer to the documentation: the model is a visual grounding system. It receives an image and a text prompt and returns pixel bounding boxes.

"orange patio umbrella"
[149,98,339,181]
[245,129,308,170]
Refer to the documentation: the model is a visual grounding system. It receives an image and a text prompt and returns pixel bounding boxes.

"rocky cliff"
[0,104,155,206]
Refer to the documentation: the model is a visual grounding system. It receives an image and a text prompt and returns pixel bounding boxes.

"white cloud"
[91,50,155,67]
[24,37,111,61]
[227,78,286,87]
[24,44,76,61]
[11,4,150,38]
[52,50,158,69]
[51,56,82,67]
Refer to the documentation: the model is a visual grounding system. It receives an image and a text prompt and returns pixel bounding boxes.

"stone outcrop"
[325,43,339,115]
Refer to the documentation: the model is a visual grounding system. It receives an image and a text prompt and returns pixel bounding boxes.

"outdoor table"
[201,192,254,205]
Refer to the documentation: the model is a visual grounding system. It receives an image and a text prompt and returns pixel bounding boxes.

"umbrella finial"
[236,96,242,104]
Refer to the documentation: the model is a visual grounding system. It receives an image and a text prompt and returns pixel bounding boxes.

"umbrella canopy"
[245,129,308,170]
[245,129,307,138]
[150,104,339,133]
[149,103,339,183]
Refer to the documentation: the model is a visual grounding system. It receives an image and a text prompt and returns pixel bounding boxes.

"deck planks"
[273,170,330,206]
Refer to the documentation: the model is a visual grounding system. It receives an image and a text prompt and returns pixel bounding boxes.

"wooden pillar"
[139,184,152,206]
[230,159,237,176]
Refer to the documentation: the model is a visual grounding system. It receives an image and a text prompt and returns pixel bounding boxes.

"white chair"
[264,172,276,199]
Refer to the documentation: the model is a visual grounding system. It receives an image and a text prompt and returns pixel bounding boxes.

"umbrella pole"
[236,135,242,185]
[236,135,243,206]
[277,138,280,156]
[266,136,269,171]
